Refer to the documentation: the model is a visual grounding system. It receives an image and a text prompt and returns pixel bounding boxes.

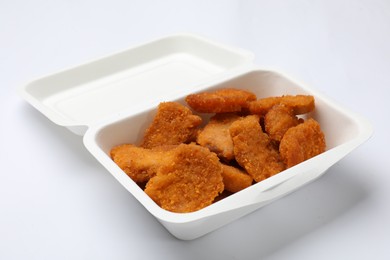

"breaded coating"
[220,164,253,193]
[144,144,224,213]
[141,102,202,148]
[110,90,327,210]
[110,144,175,183]
[249,95,315,115]
[196,113,241,161]
[279,118,326,168]
[264,104,302,142]
[230,115,285,182]
[185,88,257,113]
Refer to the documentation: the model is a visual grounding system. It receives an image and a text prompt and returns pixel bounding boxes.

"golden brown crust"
[279,118,326,168]
[249,95,315,115]
[220,164,253,193]
[110,144,175,183]
[230,115,285,182]
[185,88,257,113]
[110,91,326,212]
[144,144,224,213]
[141,102,202,148]
[196,113,241,161]
[264,104,302,142]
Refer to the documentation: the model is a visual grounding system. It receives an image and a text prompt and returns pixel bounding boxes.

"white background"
[1,0,389,259]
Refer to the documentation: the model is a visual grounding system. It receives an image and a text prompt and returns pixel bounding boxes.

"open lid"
[19,34,254,135]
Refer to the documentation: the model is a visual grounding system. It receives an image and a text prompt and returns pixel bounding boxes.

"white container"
[19,34,373,240]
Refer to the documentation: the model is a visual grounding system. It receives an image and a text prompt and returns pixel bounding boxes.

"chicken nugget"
[110,144,175,183]
[196,113,241,161]
[249,95,315,115]
[141,102,202,148]
[264,104,302,142]
[220,164,253,193]
[185,88,257,113]
[144,144,224,213]
[230,115,285,182]
[279,118,326,168]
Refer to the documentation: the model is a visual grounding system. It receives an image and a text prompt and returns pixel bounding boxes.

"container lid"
[19,34,254,135]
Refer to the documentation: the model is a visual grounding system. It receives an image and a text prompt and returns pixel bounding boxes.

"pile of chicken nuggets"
[110,88,326,213]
